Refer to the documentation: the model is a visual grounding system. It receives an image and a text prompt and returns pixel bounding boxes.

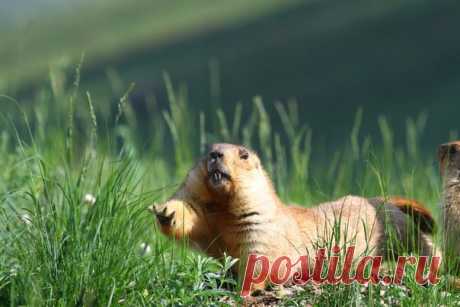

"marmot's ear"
[239,148,249,160]
[438,143,449,177]
[438,142,460,176]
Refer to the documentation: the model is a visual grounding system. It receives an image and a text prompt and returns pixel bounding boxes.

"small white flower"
[83,193,96,206]
[20,213,32,225]
[139,242,151,256]
[10,266,18,277]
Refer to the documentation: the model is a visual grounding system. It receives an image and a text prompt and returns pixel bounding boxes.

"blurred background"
[1,0,459,153]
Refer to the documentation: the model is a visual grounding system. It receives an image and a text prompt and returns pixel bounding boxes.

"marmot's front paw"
[149,200,196,238]
[153,203,176,227]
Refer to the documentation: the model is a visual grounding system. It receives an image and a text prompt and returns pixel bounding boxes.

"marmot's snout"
[207,145,232,187]
[205,143,255,192]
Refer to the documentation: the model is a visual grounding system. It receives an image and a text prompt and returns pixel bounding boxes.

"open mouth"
[209,169,230,185]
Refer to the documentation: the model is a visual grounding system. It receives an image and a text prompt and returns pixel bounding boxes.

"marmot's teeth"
[211,171,224,183]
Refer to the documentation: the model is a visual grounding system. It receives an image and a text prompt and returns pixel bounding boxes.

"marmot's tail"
[369,196,435,234]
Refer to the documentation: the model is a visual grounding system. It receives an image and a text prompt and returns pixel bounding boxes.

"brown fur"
[152,143,437,290]
[370,196,435,233]
[438,141,460,276]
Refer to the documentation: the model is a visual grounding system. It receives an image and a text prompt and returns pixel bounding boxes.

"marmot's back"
[288,195,435,259]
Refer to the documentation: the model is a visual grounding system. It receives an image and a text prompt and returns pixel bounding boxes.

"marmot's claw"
[156,211,175,226]
[152,203,176,226]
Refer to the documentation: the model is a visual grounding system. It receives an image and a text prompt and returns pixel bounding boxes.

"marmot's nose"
[209,151,224,160]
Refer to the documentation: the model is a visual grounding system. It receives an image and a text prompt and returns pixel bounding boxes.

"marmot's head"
[203,143,262,198]
[438,141,460,186]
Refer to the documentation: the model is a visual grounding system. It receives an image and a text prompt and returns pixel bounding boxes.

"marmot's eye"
[449,146,457,156]
[239,148,249,160]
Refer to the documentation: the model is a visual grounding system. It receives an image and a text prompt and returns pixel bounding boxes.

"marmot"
[438,141,460,275]
[152,143,436,290]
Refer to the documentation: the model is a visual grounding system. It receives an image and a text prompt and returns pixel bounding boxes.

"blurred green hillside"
[0,0,299,87]
[1,0,460,151]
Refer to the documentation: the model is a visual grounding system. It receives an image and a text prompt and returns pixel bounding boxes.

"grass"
[0,64,459,306]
